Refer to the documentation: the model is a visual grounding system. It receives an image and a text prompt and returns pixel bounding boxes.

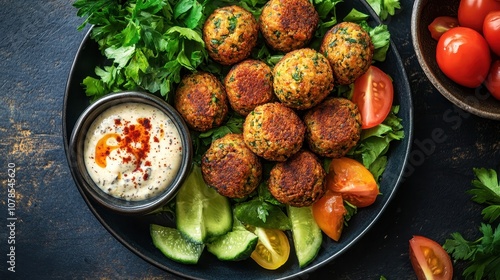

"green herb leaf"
[444,166,500,279]
[366,0,401,21]
[444,223,500,280]
[348,106,404,181]
[469,168,500,222]
[343,8,370,22]
[234,200,291,230]
[75,0,209,100]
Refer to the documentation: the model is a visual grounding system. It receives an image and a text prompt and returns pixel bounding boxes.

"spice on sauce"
[84,103,183,201]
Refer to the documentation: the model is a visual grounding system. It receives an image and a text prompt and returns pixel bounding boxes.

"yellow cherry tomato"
[250,227,290,270]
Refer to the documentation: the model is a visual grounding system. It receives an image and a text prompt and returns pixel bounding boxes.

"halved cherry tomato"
[458,0,500,33]
[352,65,394,129]
[436,27,491,88]
[326,157,379,208]
[409,236,453,280]
[428,16,459,41]
[486,60,500,100]
[251,228,290,270]
[312,191,346,241]
[483,11,500,56]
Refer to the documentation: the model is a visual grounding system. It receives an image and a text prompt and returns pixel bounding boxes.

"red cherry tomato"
[312,191,346,241]
[483,11,500,56]
[352,66,394,129]
[326,157,379,208]
[458,0,500,33]
[436,27,491,88]
[485,60,500,100]
[428,16,459,41]
[409,236,453,280]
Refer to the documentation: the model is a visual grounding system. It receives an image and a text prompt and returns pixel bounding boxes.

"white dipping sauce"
[83,102,183,201]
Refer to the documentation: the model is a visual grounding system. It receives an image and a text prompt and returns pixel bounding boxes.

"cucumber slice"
[207,230,258,261]
[150,224,204,264]
[176,165,232,244]
[287,205,322,268]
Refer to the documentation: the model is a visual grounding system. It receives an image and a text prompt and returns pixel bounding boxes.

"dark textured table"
[1,0,499,279]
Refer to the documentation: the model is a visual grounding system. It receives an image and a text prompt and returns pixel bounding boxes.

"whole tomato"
[436,27,491,88]
[485,60,500,100]
[428,16,459,41]
[483,11,500,56]
[458,0,500,33]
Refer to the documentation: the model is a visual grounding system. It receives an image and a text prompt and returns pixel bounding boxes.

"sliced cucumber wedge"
[207,230,258,261]
[287,205,323,268]
[150,224,204,264]
[176,165,232,244]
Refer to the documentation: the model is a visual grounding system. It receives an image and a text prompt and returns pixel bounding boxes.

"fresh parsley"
[365,0,401,21]
[443,167,500,280]
[469,168,500,223]
[74,0,209,100]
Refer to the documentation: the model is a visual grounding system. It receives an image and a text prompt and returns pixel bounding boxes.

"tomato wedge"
[326,157,379,208]
[312,191,346,241]
[409,236,453,280]
[251,228,290,270]
[352,65,394,129]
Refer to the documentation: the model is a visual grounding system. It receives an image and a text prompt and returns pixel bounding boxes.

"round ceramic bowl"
[68,91,192,215]
[411,0,500,120]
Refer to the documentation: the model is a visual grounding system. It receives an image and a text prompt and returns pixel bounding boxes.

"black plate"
[63,1,413,279]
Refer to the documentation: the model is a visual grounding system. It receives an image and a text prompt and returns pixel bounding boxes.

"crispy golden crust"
[268,150,326,207]
[320,22,374,85]
[243,102,305,162]
[201,133,262,199]
[174,72,228,132]
[304,97,362,158]
[224,59,275,116]
[273,48,334,110]
[259,0,319,52]
[203,5,259,65]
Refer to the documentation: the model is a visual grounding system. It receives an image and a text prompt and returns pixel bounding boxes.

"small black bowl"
[411,0,500,120]
[68,91,192,215]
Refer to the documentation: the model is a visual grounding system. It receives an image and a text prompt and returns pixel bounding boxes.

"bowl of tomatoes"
[411,0,500,120]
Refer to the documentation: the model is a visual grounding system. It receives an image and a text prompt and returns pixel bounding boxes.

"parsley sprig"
[443,167,500,280]
[74,0,208,100]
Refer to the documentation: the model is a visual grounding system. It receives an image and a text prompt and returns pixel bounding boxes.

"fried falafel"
[304,97,362,158]
[273,48,334,110]
[320,21,374,85]
[268,150,326,207]
[201,133,262,199]
[259,0,319,52]
[174,72,228,132]
[243,102,305,162]
[203,5,259,65]
[224,59,275,116]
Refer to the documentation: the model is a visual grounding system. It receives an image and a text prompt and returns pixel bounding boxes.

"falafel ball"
[174,72,228,132]
[224,59,275,116]
[319,21,374,85]
[268,150,326,207]
[259,0,319,52]
[201,133,262,199]
[243,102,305,162]
[203,5,259,65]
[273,48,334,110]
[303,97,362,158]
